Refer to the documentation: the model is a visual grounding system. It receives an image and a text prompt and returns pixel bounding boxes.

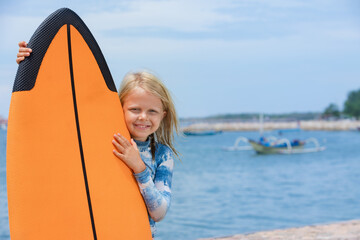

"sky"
[0,0,359,118]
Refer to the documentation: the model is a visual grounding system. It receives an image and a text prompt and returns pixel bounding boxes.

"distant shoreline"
[182,120,360,132]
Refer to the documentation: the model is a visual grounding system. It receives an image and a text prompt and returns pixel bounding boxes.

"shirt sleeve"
[133,148,174,222]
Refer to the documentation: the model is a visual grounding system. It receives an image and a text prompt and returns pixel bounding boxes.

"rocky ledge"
[199,220,360,240]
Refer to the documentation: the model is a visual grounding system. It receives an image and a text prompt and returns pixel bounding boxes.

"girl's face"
[122,87,166,142]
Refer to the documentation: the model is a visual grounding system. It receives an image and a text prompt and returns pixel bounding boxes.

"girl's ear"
[163,111,167,119]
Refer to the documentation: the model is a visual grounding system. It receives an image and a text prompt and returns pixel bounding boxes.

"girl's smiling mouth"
[134,123,151,129]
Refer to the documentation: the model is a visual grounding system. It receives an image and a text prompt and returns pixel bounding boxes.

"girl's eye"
[149,109,158,114]
[130,108,140,112]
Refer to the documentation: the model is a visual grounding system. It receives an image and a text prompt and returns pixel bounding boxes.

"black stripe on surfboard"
[67,24,97,240]
[13,8,116,93]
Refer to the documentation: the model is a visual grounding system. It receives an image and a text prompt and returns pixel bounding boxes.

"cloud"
[83,0,239,32]
[81,0,331,34]
[96,22,360,64]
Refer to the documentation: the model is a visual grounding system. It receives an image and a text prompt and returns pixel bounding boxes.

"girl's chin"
[131,132,151,142]
[130,126,155,141]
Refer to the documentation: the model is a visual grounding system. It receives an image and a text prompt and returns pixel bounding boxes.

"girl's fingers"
[16,57,25,64]
[114,134,125,146]
[16,44,32,64]
[18,42,32,52]
[18,41,27,47]
[16,53,30,64]
[112,149,125,160]
[112,139,125,153]
[19,47,32,53]
[17,52,30,58]
[116,133,131,147]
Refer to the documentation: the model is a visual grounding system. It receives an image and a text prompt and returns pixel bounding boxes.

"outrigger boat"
[224,113,326,154]
[250,136,325,154]
[249,136,304,154]
[225,136,325,154]
[249,136,300,154]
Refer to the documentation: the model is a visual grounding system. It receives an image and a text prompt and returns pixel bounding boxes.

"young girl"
[16,42,180,239]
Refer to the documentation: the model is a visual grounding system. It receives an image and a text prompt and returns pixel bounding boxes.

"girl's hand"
[112,133,146,174]
[16,41,32,64]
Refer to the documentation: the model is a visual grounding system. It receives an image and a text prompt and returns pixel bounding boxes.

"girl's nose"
[138,112,147,120]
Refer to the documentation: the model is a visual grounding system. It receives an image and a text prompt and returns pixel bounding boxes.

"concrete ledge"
[199,220,360,240]
[183,120,360,132]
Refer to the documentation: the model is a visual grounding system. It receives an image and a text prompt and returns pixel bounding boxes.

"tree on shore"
[344,89,360,119]
[322,103,340,119]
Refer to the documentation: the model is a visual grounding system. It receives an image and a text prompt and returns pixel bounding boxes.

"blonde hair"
[119,71,180,159]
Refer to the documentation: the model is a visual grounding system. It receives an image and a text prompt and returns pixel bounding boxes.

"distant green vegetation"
[344,88,360,118]
[321,88,360,119]
[206,112,321,121]
[181,88,360,122]
[322,103,340,119]
[181,112,321,122]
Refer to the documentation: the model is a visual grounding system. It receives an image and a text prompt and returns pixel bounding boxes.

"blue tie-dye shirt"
[133,139,174,238]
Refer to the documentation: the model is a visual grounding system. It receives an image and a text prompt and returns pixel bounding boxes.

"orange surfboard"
[7,8,151,239]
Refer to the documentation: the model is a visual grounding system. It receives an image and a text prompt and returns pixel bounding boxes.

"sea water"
[1,129,360,240]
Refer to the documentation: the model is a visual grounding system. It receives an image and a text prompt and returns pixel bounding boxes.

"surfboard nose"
[13,7,116,93]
